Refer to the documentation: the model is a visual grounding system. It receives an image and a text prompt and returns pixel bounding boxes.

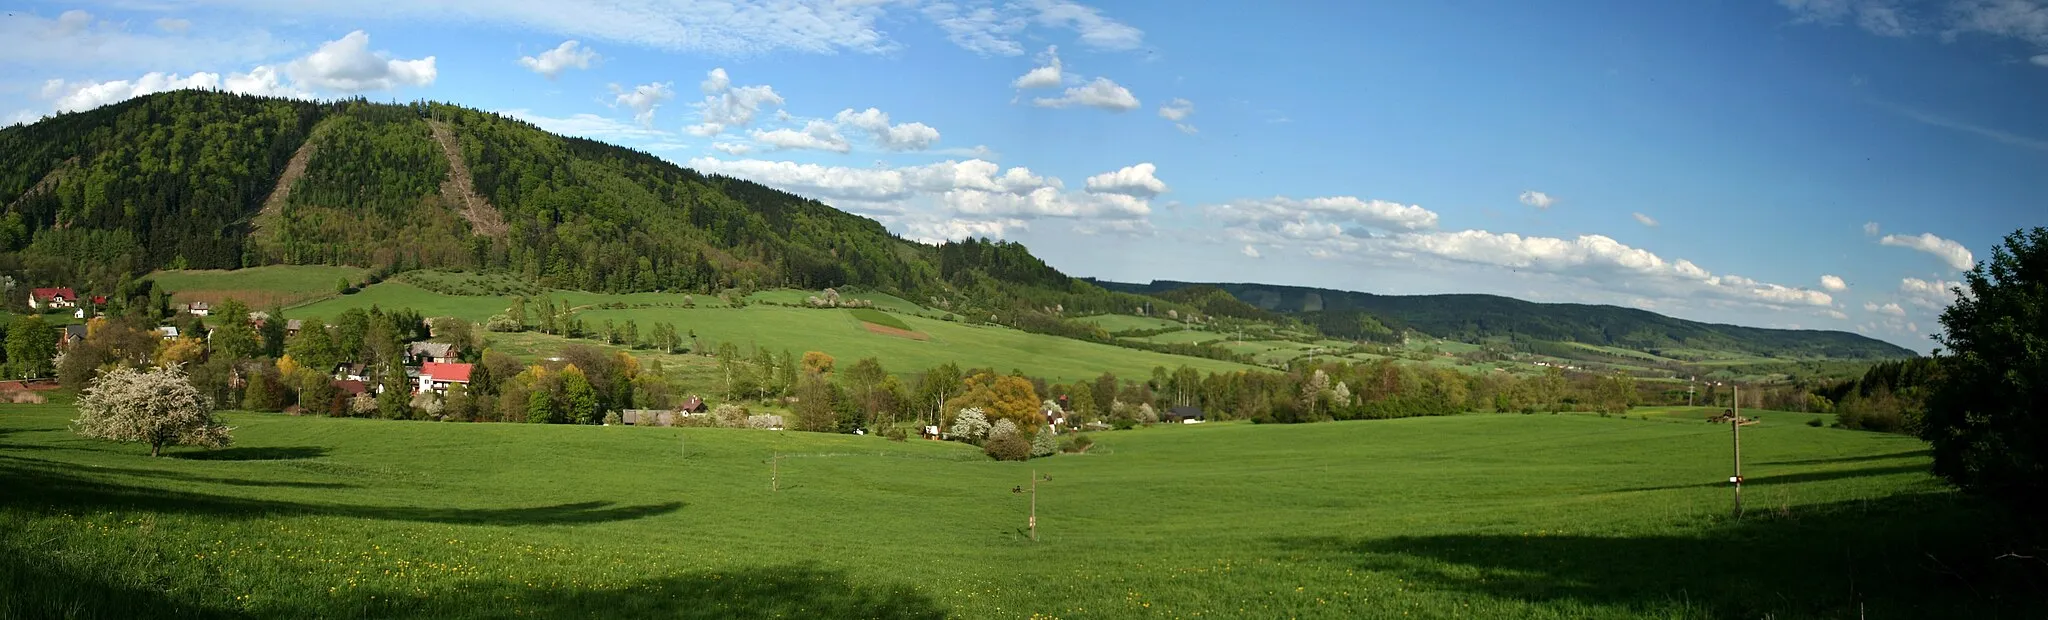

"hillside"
[0,91,1160,322]
[1089,279,1916,360]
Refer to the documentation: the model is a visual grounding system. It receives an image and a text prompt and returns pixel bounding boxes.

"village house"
[1165,406,1206,424]
[28,288,75,310]
[334,362,369,382]
[415,362,472,395]
[157,326,180,340]
[284,319,304,338]
[60,324,88,348]
[187,301,211,316]
[406,341,461,365]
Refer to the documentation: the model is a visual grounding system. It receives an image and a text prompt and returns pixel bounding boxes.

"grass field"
[848,308,912,332]
[151,266,367,309]
[2,404,2031,619]
[1073,314,1183,333]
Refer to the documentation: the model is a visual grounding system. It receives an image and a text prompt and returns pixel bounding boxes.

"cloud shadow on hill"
[1273,493,2046,618]
[0,455,681,526]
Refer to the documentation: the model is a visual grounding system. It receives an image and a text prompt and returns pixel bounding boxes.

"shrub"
[713,403,748,428]
[886,426,908,442]
[1030,426,1057,458]
[603,411,622,426]
[989,418,1021,442]
[984,434,1031,461]
[1806,417,1825,427]
[1111,417,1136,430]
[1059,433,1095,454]
[746,414,784,430]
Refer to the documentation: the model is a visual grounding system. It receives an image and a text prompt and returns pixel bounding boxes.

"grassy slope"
[151,266,368,308]
[2,406,2025,619]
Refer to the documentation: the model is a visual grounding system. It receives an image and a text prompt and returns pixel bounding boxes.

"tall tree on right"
[1922,227,2047,509]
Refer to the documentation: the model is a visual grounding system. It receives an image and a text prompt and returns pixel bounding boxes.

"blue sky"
[5,1,2045,352]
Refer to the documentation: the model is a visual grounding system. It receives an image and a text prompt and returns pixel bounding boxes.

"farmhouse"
[157,326,179,340]
[285,319,304,337]
[1165,406,1206,424]
[59,324,88,348]
[415,362,472,394]
[678,395,709,414]
[406,341,461,365]
[28,288,75,310]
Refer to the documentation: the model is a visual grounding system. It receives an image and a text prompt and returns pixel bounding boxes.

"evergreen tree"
[561,365,599,424]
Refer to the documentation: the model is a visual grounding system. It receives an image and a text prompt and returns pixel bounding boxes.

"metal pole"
[1732,386,1743,518]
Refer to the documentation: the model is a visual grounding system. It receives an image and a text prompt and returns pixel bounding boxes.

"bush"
[1111,417,1136,430]
[886,426,908,442]
[989,418,1021,442]
[713,403,748,428]
[602,411,622,426]
[984,434,1031,461]
[1806,417,1825,427]
[746,414,784,430]
[1059,433,1095,454]
[1030,426,1057,458]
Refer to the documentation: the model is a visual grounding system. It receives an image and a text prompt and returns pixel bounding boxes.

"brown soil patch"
[8,157,78,223]
[252,121,329,234]
[427,119,508,237]
[862,321,929,341]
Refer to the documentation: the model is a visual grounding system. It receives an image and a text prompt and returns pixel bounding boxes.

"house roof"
[189,301,210,309]
[332,380,368,396]
[64,324,88,339]
[1168,406,1205,417]
[30,287,74,300]
[158,326,179,337]
[285,319,304,331]
[421,362,472,383]
[408,341,457,358]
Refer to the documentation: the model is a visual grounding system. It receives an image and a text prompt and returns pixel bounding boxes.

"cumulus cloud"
[1900,277,1967,309]
[1382,230,1836,308]
[1864,301,1907,317]
[1632,212,1658,227]
[1820,274,1847,292]
[1158,98,1196,134]
[833,108,941,151]
[1518,190,1555,209]
[500,109,672,142]
[684,68,783,136]
[712,142,753,156]
[1012,45,1064,88]
[1207,196,1441,240]
[925,2,1028,56]
[1827,309,1850,320]
[685,156,1156,241]
[1864,221,1880,236]
[2034,54,2048,67]
[1027,0,1145,50]
[751,120,851,153]
[1084,163,1169,197]
[41,67,307,114]
[285,31,436,93]
[32,29,443,115]
[1032,77,1139,111]
[518,40,598,79]
[1242,245,1262,259]
[610,82,674,127]
[1880,232,1975,271]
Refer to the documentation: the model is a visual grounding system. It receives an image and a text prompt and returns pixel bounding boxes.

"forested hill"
[0,90,1155,318]
[1089,279,1917,360]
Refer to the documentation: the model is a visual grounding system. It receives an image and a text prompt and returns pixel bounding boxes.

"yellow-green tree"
[948,372,1041,432]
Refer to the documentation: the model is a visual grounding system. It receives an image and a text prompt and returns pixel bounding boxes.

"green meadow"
[2,404,2031,619]
[150,266,368,309]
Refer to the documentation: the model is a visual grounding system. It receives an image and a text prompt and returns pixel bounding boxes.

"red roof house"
[28,288,75,309]
[415,362,474,394]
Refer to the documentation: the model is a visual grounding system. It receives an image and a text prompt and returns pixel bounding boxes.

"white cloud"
[1518,190,1555,209]
[924,2,1028,56]
[1158,98,1196,134]
[1012,45,1064,88]
[1632,212,1658,227]
[1864,221,1881,236]
[1820,274,1847,292]
[1900,277,1966,309]
[1242,245,1262,259]
[610,82,674,127]
[1827,309,1850,320]
[519,40,598,79]
[2034,54,2048,67]
[712,142,753,156]
[1084,163,1169,197]
[1864,301,1907,317]
[686,156,1155,241]
[1208,196,1441,238]
[1027,0,1145,51]
[1777,0,1917,37]
[1878,102,2048,152]
[41,66,309,114]
[1879,232,1975,271]
[1031,77,1139,111]
[285,30,436,93]
[751,120,851,153]
[685,68,784,136]
[500,109,672,143]
[0,9,289,71]
[833,108,941,151]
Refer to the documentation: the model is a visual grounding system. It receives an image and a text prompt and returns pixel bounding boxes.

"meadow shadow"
[170,446,329,461]
[1616,463,1930,492]
[1760,449,1931,466]
[1274,493,2044,618]
[0,457,681,526]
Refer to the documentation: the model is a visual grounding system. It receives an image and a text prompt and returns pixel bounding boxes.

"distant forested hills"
[0,90,1161,320]
[1088,279,1916,360]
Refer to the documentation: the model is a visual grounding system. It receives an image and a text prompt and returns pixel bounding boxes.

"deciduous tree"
[71,365,231,457]
[1922,227,2047,508]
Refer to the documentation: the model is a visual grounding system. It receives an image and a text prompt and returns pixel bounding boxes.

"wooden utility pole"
[1730,386,1744,518]
[1014,470,1052,542]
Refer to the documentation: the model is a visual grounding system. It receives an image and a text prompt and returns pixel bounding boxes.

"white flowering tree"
[989,418,1021,441]
[71,365,232,457]
[949,407,991,443]
[1030,426,1057,458]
